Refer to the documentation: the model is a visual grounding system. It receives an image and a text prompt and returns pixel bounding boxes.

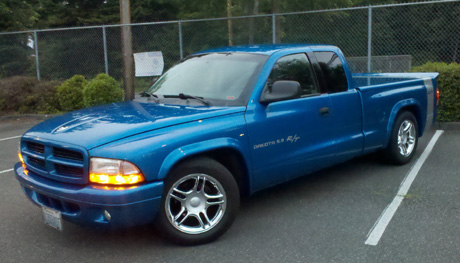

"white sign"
[134,51,164,77]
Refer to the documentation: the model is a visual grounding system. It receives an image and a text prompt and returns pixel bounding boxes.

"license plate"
[42,206,63,231]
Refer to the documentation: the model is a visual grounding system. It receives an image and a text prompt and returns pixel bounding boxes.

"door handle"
[319,107,330,116]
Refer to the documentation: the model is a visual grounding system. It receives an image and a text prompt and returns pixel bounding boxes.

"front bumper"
[14,162,164,228]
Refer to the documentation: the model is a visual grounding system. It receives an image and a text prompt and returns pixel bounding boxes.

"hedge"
[0,74,125,115]
[0,76,62,114]
[412,62,460,122]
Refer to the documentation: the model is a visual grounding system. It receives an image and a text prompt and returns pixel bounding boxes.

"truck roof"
[196,44,335,56]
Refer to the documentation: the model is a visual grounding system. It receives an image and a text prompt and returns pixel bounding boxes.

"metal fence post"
[367,6,372,73]
[178,20,184,59]
[272,13,276,44]
[33,30,40,80]
[102,26,109,75]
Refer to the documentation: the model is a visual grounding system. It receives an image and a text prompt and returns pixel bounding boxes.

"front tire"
[156,157,240,245]
[383,111,418,165]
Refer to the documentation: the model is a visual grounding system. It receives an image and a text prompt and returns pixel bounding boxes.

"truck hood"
[24,101,246,149]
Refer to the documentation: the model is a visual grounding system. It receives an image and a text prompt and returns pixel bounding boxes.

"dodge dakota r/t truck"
[14,44,438,245]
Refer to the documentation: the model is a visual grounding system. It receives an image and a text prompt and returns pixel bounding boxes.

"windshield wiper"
[164,93,212,106]
[179,93,212,106]
[139,91,150,97]
[139,91,160,103]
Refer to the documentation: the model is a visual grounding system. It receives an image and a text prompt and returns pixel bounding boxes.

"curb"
[0,114,61,122]
[436,122,460,130]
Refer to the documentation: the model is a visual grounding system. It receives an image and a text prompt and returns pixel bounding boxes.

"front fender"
[158,137,250,181]
[89,111,250,186]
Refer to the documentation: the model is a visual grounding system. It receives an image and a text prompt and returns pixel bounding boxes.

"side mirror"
[260,80,301,104]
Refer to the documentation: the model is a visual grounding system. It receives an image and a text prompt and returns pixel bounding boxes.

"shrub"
[0,74,125,115]
[412,62,460,122]
[0,76,62,114]
[34,81,62,114]
[0,76,38,112]
[0,96,5,110]
[83,73,124,107]
[56,75,87,111]
[18,80,62,114]
[0,77,61,113]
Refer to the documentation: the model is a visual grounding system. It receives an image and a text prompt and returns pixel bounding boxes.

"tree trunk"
[248,0,259,44]
[120,0,134,100]
[227,0,233,46]
[273,0,281,44]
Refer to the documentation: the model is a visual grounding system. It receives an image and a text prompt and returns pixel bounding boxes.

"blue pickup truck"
[15,44,438,244]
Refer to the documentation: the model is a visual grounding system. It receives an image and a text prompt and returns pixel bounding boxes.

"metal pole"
[33,30,40,80]
[272,13,276,44]
[178,20,183,59]
[367,6,372,73]
[102,26,109,74]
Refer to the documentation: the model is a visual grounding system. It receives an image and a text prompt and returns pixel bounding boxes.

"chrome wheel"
[165,174,227,235]
[397,120,416,157]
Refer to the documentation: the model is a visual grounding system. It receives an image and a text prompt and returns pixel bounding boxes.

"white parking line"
[0,168,14,174]
[365,130,444,246]
[0,135,21,142]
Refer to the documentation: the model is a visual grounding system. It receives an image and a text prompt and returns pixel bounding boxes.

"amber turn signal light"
[89,158,145,185]
[89,173,144,185]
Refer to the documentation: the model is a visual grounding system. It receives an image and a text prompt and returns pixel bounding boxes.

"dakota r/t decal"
[253,134,300,149]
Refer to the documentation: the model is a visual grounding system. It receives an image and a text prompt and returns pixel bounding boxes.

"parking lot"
[1,118,459,263]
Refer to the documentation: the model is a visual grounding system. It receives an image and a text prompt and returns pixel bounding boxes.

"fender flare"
[157,137,251,183]
[384,98,423,147]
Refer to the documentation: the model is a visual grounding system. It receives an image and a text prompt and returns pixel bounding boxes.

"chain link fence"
[0,0,459,90]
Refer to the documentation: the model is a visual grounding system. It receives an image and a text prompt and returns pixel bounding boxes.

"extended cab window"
[314,51,348,93]
[267,53,318,96]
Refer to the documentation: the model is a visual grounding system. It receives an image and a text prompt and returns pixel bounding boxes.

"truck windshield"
[147,53,268,106]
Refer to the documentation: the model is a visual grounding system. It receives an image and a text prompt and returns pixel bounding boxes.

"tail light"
[436,88,439,105]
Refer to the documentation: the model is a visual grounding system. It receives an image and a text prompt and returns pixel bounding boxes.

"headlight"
[89,158,145,185]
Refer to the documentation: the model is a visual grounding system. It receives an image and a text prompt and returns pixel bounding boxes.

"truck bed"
[352,72,438,152]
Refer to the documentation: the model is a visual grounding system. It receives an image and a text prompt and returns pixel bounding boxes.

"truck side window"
[267,53,318,96]
[314,51,348,93]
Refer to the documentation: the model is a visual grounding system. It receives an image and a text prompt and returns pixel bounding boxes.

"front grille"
[23,187,80,214]
[53,147,83,162]
[55,164,83,177]
[21,139,88,184]
[27,142,45,154]
[28,157,46,170]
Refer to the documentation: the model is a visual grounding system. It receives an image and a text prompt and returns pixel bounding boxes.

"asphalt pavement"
[0,119,459,263]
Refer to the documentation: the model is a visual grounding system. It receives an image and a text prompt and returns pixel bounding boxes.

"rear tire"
[383,111,418,165]
[156,157,240,245]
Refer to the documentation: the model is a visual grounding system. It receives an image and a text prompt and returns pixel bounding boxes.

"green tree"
[0,0,38,78]
[0,0,38,31]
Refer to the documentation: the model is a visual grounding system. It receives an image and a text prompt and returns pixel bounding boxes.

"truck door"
[246,53,336,191]
[312,51,364,162]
